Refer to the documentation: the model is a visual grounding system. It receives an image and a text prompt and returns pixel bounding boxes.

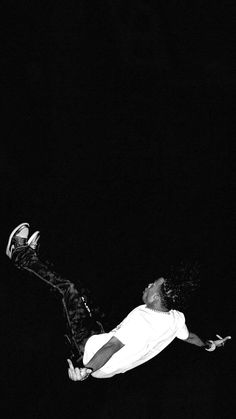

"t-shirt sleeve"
[176,312,189,340]
[111,311,144,346]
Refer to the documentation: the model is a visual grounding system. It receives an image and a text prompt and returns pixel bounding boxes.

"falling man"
[6,223,231,381]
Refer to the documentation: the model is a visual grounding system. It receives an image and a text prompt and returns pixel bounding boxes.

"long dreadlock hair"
[160,261,200,310]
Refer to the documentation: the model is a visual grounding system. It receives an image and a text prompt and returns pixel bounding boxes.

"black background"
[1,1,234,418]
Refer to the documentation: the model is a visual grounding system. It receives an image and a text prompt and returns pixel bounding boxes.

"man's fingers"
[68,368,74,380]
[68,368,76,381]
[216,334,231,341]
[214,335,232,348]
[67,360,94,381]
[75,367,82,379]
[216,334,223,339]
[68,365,83,381]
[220,336,231,344]
[67,359,78,381]
[67,359,74,368]
[68,366,77,380]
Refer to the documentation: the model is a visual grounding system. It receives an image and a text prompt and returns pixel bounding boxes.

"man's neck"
[146,303,169,312]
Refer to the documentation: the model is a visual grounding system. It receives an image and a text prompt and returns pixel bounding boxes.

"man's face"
[142,278,165,304]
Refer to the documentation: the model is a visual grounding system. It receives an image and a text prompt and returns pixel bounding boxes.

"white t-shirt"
[83,304,189,379]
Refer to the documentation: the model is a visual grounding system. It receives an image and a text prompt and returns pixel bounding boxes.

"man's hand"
[67,359,93,381]
[212,334,231,348]
[205,334,231,351]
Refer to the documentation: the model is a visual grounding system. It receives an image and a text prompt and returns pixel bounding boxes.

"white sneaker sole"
[6,222,30,258]
[28,231,40,249]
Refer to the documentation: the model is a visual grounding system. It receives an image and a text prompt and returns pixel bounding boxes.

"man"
[6,223,231,382]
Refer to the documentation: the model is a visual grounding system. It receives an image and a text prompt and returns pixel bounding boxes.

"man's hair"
[160,261,200,310]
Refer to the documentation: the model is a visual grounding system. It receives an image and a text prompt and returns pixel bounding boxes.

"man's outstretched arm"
[184,332,207,347]
[84,336,124,371]
[184,332,231,350]
[68,336,124,381]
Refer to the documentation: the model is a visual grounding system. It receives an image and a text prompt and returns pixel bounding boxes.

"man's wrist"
[80,367,93,381]
[204,340,216,352]
[84,365,94,373]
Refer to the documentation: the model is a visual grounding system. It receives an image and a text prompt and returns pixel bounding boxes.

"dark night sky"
[1,2,234,419]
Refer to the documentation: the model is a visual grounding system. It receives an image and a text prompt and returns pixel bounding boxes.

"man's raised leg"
[6,223,105,366]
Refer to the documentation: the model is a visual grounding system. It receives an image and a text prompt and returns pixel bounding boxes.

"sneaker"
[28,231,40,250]
[6,222,30,259]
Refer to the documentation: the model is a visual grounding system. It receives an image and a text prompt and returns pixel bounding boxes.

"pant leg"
[12,246,105,366]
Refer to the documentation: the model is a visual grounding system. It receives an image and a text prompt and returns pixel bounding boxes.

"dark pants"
[12,246,105,366]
